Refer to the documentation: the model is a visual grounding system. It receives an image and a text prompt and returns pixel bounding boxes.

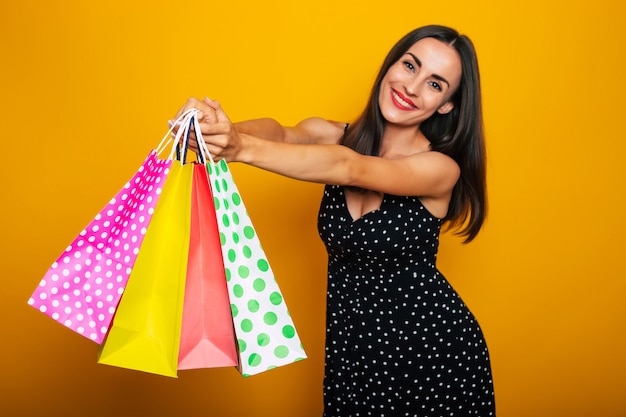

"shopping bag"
[28,139,173,343]
[97,159,193,378]
[206,158,307,377]
[178,163,238,370]
[96,110,203,377]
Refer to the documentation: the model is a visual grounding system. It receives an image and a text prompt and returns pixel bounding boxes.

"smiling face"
[378,37,462,128]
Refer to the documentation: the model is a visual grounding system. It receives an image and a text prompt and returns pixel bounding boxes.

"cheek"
[427,93,449,109]
[383,67,404,84]
[378,78,390,102]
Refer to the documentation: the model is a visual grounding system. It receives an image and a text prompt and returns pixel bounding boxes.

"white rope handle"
[168,111,195,162]
[191,114,216,166]
[155,108,200,160]
[167,109,197,162]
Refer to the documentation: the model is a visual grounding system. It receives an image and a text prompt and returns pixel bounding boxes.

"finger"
[170,97,217,135]
[204,99,232,124]
[174,97,201,119]
[185,99,217,124]
[172,96,212,125]
[200,97,218,123]
[204,143,226,162]
[198,108,217,124]
[198,121,231,139]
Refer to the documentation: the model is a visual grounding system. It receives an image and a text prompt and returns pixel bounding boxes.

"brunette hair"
[341,25,487,243]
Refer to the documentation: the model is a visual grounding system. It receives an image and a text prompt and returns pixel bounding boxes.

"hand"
[198,99,243,163]
[171,97,217,124]
[169,97,242,162]
[169,97,217,155]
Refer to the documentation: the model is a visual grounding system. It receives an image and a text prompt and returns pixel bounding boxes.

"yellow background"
[1,0,625,416]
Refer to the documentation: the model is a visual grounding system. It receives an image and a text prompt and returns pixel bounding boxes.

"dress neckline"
[335,185,444,223]
[340,186,385,223]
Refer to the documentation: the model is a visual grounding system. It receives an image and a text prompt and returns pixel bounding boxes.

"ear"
[437,100,454,115]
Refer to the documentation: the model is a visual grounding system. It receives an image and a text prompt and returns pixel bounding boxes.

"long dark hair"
[341,25,487,243]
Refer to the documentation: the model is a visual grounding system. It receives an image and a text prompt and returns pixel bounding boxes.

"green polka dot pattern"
[207,160,306,376]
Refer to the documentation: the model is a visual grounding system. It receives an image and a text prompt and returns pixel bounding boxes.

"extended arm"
[237,134,459,197]
[236,117,345,145]
[174,97,344,145]
[200,100,460,199]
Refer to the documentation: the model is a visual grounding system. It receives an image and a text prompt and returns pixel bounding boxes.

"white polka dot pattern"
[317,185,495,416]
[28,151,172,343]
[208,160,307,376]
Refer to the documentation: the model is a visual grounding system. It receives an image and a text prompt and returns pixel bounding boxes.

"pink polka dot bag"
[28,110,198,344]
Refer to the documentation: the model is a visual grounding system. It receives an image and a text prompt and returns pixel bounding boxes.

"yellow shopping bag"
[97,162,193,378]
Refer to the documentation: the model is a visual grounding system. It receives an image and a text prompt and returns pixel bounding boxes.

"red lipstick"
[391,89,417,111]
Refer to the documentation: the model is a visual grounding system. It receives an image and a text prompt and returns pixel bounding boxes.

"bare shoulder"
[288,117,346,144]
[412,150,460,173]
[400,150,460,196]
[406,151,460,216]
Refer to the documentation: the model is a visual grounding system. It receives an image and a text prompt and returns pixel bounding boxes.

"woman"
[175,24,494,417]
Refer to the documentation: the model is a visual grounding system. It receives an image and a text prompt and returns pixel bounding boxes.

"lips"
[391,89,417,111]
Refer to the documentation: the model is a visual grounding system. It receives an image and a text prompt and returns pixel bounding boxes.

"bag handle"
[155,108,200,162]
[189,117,206,165]
[191,115,216,166]
[156,108,215,165]
[174,118,204,165]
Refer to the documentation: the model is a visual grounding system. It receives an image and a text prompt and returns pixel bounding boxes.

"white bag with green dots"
[206,159,307,376]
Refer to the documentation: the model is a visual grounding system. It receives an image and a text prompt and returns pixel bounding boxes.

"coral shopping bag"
[97,113,199,378]
[28,128,179,343]
[206,158,307,377]
[177,163,238,370]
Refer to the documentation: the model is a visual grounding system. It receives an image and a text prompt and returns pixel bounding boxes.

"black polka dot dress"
[317,185,495,417]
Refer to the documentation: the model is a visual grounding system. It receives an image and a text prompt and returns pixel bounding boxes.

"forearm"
[234,118,288,142]
[197,99,349,180]
[236,133,353,185]
[234,117,343,145]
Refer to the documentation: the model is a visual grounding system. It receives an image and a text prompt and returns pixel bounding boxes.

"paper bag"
[178,163,238,370]
[28,151,172,343]
[207,159,307,376]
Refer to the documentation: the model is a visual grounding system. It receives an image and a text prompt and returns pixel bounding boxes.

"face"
[378,37,462,127]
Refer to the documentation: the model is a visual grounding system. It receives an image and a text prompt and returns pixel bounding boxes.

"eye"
[429,81,442,91]
[403,61,415,71]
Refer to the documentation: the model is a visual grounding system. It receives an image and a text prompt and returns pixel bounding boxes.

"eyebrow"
[407,52,450,87]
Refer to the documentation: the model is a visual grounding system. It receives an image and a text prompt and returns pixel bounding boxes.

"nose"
[404,76,423,97]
